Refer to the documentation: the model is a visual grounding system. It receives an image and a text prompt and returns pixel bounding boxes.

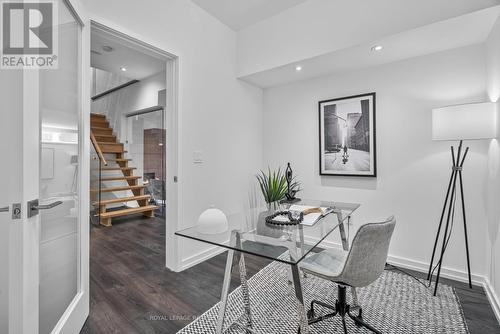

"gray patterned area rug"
[178,256,469,334]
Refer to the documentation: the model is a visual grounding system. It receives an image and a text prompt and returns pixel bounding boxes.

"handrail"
[91,79,139,101]
[90,131,108,166]
[125,105,164,118]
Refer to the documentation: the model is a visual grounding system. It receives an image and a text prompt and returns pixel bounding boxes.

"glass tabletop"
[175,199,360,265]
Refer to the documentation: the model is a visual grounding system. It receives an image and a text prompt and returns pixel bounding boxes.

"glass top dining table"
[175,199,360,265]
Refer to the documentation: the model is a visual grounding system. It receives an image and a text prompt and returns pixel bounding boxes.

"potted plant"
[256,167,300,211]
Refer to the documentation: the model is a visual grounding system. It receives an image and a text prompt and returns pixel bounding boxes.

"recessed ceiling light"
[295,65,302,71]
[371,45,383,52]
[120,67,127,72]
[102,45,113,52]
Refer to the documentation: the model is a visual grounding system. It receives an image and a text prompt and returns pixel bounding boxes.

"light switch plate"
[193,150,203,164]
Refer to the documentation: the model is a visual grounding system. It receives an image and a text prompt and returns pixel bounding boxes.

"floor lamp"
[427,102,497,296]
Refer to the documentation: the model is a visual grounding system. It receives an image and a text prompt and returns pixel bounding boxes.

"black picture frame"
[318,92,377,177]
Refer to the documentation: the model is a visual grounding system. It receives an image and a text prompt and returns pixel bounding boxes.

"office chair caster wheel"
[307,309,315,320]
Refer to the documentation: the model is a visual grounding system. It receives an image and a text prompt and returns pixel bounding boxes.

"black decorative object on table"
[282,162,301,204]
[265,210,303,226]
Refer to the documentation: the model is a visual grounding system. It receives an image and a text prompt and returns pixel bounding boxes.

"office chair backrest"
[339,216,396,287]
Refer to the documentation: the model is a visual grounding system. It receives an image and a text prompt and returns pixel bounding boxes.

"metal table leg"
[298,226,308,278]
[337,212,350,251]
[216,232,237,334]
[216,231,253,334]
[288,226,305,283]
[291,263,310,334]
[236,236,253,331]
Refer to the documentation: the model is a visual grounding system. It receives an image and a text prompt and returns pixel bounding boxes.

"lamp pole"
[429,102,496,296]
[427,140,472,296]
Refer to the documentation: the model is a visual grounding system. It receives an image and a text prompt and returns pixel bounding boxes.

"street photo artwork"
[319,93,376,177]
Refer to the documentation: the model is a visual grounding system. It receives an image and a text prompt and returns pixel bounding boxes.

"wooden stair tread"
[94,136,116,141]
[94,195,150,206]
[107,158,132,162]
[100,205,158,218]
[101,167,136,171]
[93,133,114,137]
[95,137,117,143]
[93,185,145,193]
[91,113,106,118]
[92,130,113,136]
[101,175,141,181]
[91,126,112,131]
[101,149,124,154]
[99,142,124,153]
[97,141,122,146]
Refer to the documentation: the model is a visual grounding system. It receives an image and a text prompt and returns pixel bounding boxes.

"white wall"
[236,0,498,77]
[82,0,264,267]
[485,14,500,321]
[91,71,166,139]
[263,45,490,280]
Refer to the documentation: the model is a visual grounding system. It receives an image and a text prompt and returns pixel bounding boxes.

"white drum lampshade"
[196,207,228,234]
[432,102,497,141]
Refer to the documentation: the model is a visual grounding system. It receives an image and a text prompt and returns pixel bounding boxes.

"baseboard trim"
[181,234,500,325]
[483,277,500,324]
[303,235,484,286]
[180,242,228,271]
[387,254,484,287]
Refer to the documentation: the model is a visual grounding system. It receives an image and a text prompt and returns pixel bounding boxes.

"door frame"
[88,20,181,271]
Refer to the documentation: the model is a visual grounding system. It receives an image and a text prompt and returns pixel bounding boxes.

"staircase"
[91,113,157,227]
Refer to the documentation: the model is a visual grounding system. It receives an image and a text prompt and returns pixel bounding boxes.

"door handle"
[0,206,9,212]
[27,199,63,218]
[34,201,63,210]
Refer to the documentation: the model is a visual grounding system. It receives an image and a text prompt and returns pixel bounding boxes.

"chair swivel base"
[300,286,382,334]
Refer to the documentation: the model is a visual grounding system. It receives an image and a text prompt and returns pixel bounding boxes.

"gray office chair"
[299,216,396,334]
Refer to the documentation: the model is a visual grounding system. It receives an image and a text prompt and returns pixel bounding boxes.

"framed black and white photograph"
[319,93,376,177]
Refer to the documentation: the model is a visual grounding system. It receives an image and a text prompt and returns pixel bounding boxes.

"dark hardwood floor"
[80,215,499,334]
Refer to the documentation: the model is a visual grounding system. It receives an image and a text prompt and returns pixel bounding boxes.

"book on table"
[289,205,334,226]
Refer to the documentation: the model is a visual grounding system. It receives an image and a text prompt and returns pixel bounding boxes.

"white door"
[0,1,88,333]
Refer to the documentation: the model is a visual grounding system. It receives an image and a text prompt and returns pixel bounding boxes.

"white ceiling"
[191,0,307,30]
[91,30,166,80]
[239,6,500,88]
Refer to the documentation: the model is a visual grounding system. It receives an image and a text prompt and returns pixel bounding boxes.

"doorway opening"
[85,21,179,332]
